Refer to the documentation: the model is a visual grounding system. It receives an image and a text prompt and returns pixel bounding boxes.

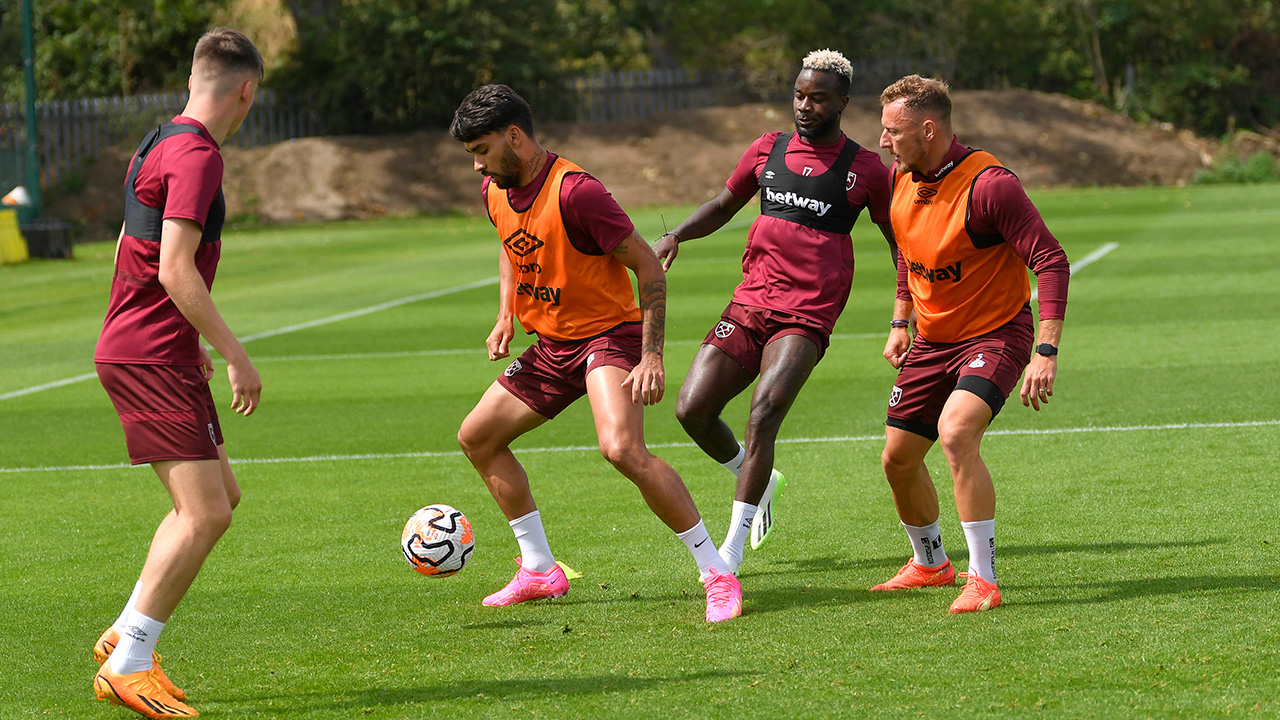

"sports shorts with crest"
[97,363,224,465]
[702,302,829,377]
[497,322,643,419]
[886,306,1035,441]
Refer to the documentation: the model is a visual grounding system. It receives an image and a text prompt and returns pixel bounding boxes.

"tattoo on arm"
[640,278,666,356]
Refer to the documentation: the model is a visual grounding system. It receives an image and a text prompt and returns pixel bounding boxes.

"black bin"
[21,219,73,259]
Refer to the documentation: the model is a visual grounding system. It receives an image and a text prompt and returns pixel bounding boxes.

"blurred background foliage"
[2,0,1277,138]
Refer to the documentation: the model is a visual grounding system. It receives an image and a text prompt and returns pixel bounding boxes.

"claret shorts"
[886,310,1034,441]
[97,363,223,465]
[497,322,643,419]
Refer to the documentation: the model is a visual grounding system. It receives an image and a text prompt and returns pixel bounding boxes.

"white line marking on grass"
[239,277,497,342]
[0,372,99,401]
[247,333,884,363]
[0,277,499,401]
[6,419,1277,474]
[1032,241,1118,302]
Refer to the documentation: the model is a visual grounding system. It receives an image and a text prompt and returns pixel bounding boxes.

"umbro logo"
[916,186,938,198]
[503,229,544,257]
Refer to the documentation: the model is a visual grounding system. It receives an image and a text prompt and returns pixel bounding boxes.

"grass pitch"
[1,184,1278,719]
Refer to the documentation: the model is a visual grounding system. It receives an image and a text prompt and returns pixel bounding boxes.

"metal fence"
[0,89,322,189]
[567,68,750,123]
[565,60,927,124]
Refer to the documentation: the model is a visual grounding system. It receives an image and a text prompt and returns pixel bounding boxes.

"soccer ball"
[401,504,474,577]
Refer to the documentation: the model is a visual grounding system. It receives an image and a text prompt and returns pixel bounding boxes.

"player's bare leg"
[872,427,956,592]
[736,335,815,552]
[457,381,549,521]
[458,381,565,605]
[96,449,237,717]
[937,391,1001,612]
[586,366,740,620]
[881,427,939,527]
[675,344,754,463]
[936,391,995,522]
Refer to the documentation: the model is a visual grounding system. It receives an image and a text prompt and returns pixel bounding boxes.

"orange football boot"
[94,627,187,701]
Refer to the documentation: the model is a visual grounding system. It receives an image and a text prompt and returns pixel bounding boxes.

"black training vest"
[123,122,226,244]
[758,131,861,234]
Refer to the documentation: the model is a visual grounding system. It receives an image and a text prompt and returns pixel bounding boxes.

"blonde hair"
[880,74,951,122]
[802,49,852,96]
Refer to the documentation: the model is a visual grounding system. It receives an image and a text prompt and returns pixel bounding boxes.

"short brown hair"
[193,28,264,81]
[880,74,951,122]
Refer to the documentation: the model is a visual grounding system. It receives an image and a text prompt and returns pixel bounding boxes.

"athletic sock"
[112,580,143,634]
[903,521,948,568]
[677,520,729,580]
[509,510,556,574]
[720,444,746,479]
[719,501,757,571]
[960,519,997,584]
[108,609,164,675]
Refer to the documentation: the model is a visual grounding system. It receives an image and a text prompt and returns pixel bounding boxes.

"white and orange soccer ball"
[401,504,474,577]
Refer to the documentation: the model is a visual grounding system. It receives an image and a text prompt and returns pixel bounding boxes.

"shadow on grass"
[1014,574,1280,606]
[224,669,758,712]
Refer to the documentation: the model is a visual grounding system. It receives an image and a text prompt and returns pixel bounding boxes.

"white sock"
[903,521,948,568]
[677,520,729,580]
[961,519,997,584]
[510,510,556,574]
[718,501,757,573]
[108,609,164,675]
[112,580,143,634]
[720,444,746,479]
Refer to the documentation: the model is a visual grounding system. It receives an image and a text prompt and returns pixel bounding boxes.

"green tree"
[275,0,646,134]
[1,0,224,103]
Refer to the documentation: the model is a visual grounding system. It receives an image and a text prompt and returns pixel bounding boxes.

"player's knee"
[457,423,484,460]
[598,437,644,474]
[191,503,234,544]
[937,420,981,461]
[746,395,786,437]
[882,444,919,482]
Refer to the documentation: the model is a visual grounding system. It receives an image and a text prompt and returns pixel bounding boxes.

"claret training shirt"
[726,131,891,332]
[96,116,224,366]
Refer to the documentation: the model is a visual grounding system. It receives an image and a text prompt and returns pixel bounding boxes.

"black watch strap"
[1036,343,1058,357]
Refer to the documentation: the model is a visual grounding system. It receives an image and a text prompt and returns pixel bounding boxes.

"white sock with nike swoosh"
[677,520,728,580]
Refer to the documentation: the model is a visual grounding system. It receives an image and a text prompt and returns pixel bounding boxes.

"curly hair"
[802,48,852,96]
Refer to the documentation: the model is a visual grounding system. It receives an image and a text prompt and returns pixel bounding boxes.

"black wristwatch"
[1036,343,1058,357]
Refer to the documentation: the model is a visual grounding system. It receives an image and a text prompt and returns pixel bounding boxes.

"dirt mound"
[52,89,1217,235]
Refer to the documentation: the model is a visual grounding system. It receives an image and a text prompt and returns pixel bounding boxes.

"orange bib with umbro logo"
[486,156,641,342]
[891,150,1030,343]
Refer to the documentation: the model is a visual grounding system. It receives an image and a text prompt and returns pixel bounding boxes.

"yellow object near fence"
[0,208,30,265]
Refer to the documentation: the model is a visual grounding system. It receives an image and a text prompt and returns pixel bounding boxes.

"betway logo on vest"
[764,187,832,217]
[908,259,962,283]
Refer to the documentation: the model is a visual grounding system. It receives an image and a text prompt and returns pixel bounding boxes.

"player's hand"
[227,356,262,417]
[198,345,215,381]
[486,320,513,361]
[1019,355,1057,411]
[884,328,911,369]
[654,234,680,273]
[621,355,665,406]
